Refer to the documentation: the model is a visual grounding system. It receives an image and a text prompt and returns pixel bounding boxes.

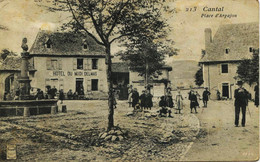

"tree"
[0,49,17,61]
[47,0,174,130]
[194,66,204,87]
[237,49,259,85]
[118,40,176,87]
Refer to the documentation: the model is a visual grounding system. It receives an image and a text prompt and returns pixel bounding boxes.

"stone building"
[111,62,172,98]
[0,56,35,100]
[29,30,108,99]
[200,22,259,100]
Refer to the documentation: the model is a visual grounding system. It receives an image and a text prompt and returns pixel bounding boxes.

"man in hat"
[202,87,211,107]
[234,81,249,127]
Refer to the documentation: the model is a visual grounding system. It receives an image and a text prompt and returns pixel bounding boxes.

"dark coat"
[146,93,153,107]
[131,91,139,107]
[234,88,248,107]
[59,91,65,100]
[139,94,146,107]
[190,94,198,108]
[159,99,167,107]
[203,90,211,101]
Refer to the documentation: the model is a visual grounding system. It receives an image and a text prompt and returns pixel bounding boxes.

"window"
[92,59,98,69]
[225,48,230,54]
[83,44,88,49]
[221,64,228,73]
[249,47,253,52]
[77,58,83,69]
[91,79,98,91]
[51,59,58,70]
[47,43,51,48]
[46,39,52,48]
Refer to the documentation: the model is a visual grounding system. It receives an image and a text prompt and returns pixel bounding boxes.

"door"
[76,78,84,94]
[222,83,229,98]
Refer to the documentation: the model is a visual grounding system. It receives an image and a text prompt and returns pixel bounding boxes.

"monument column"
[18,38,32,100]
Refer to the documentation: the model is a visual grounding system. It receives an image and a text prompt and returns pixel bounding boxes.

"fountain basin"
[0,99,58,117]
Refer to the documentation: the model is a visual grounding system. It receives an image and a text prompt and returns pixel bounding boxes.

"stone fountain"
[0,38,58,117]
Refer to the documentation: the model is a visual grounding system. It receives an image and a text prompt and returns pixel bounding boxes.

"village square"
[0,0,259,161]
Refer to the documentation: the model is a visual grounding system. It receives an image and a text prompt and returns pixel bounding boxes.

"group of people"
[128,86,154,110]
[66,89,84,100]
[188,88,211,113]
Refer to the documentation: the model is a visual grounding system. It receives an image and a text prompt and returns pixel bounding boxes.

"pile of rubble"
[99,127,126,142]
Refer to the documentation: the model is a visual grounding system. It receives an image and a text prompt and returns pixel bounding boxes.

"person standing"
[59,89,65,104]
[146,91,153,110]
[128,85,133,107]
[234,81,248,127]
[195,91,201,108]
[202,87,211,107]
[139,90,147,110]
[217,90,221,100]
[67,89,73,100]
[175,90,183,114]
[131,88,139,109]
[254,84,259,107]
[189,90,198,113]
[166,88,174,108]
[50,86,57,99]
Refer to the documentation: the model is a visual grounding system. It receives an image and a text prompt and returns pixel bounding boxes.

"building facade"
[200,22,259,100]
[29,30,108,99]
[0,56,35,100]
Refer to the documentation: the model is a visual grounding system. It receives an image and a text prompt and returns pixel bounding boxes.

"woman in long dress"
[175,90,183,114]
[128,85,133,107]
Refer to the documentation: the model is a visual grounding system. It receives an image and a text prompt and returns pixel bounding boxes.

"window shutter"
[73,58,77,70]
[58,58,62,70]
[84,58,88,70]
[87,58,91,70]
[46,57,51,70]
[87,79,91,91]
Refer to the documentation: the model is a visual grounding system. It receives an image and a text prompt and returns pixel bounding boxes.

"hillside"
[168,60,200,88]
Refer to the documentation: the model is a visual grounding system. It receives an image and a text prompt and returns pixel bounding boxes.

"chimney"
[205,28,212,50]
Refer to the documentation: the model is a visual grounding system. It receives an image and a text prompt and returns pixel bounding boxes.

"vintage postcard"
[0,0,259,161]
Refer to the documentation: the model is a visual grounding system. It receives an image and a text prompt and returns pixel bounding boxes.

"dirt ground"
[183,100,259,161]
[0,99,200,161]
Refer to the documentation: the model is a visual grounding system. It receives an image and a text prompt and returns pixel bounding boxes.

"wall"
[31,56,108,98]
[203,62,256,100]
[129,69,170,97]
[0,72,20,100]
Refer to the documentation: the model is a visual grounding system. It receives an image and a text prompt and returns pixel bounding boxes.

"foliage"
[0,49,17,61]
[237,49,259,85]
[118,41,177,78]
[47,0,175,130]
[194,66,204,87]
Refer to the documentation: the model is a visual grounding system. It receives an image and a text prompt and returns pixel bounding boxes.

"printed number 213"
[186,7,197,12]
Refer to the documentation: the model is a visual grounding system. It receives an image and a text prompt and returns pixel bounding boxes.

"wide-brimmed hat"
[236,81,243,85]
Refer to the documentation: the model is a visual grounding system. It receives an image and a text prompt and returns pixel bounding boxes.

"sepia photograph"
[0,0,259,161]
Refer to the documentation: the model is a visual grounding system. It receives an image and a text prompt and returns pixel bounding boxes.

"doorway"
[222,83,229,98]
[76,78,84,94]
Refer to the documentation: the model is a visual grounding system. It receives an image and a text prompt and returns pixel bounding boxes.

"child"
[175,90,183,114]
[146,91,153,110]
[139,90,147,110]
[159,96,172,117]
[189,90,198,113]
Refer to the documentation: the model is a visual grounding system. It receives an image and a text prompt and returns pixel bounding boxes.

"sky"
[0,0,258,62]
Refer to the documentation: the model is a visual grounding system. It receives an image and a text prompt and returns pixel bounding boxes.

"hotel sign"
[52,71,97,77]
